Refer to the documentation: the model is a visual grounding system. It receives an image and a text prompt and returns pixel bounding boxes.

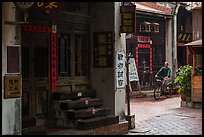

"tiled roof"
[133,2,173,15]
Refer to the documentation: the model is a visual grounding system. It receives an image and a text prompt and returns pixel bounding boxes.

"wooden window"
[75,33,88,77]
[57,33,71,77]
[57,27,89,79]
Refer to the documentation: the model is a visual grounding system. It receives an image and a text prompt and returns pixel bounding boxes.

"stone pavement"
[126,94,202,135]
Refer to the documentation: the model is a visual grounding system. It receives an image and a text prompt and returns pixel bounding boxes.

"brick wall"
[94,121,129,135]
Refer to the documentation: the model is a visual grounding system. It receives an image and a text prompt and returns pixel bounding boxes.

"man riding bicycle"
[155,61,172,86]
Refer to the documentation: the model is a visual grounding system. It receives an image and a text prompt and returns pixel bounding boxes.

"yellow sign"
[120,5,136,33]
[4,75,22,99]
[177,33,192,43]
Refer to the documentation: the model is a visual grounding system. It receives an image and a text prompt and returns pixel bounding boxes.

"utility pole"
[125,53,132,115]
[125,53,135,129]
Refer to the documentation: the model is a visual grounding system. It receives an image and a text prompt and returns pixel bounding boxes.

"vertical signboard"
[120,5,136,33]
[129,58,139,82]
[116,52,126,88]
[93,31,113,68]
[51,25,57,92]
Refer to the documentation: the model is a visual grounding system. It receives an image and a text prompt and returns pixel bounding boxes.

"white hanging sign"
[129,58,139,82]
[116,52,126,88]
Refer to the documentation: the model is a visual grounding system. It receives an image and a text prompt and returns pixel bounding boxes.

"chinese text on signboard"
[4,75,22,99]
[177,33,192,43]
[129,58,139,82]
[120,5,136,33]
[35,2,63,11]
[93,32,113,68]
[116,52,126,88]
[51,25,57,92]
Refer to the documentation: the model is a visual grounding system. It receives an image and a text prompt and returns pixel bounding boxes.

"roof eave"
[136,9,173,18]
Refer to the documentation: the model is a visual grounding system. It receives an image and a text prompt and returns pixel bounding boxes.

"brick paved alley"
[126,94,202,135]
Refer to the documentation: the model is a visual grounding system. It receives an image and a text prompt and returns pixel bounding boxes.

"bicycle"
[154,76,173,100]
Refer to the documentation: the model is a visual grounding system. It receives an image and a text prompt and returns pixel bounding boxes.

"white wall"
[165,18,173,69]
[114,2,127,121]
[2,2,22,135]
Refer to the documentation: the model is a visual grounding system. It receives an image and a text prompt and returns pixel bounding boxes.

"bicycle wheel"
[165,85,173,98]
[154,86,162,100]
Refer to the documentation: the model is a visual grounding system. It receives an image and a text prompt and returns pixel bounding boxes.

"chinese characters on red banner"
[51,25,57,92]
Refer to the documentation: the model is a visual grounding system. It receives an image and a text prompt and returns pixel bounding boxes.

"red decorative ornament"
[92,109,96,115]
[85,100,89,105]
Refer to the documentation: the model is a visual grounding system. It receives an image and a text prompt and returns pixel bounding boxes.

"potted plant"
[174,65,192,101]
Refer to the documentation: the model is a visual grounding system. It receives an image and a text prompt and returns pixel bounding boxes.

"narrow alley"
[126,94,202,135]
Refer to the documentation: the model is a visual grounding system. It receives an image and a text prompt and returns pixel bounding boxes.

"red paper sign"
[51,32,57,92]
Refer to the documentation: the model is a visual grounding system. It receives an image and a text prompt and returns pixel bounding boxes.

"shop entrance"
[135,44,153,89]
[21,31,51,128]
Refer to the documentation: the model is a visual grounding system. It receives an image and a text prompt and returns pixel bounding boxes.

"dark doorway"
[21,31,51,129]
[177,46,187,68]
[138,48,150,87]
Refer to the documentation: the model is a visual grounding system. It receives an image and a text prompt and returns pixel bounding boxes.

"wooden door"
[22,32,50,128]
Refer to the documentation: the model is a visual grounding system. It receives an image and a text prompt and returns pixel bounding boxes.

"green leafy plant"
[174,65,192,97]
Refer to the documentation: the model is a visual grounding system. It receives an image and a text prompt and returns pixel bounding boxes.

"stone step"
[53,89,96,100]
[47,121,129,135]
[22,126,46,135]
[60,98,103,110]
[66,107,111,119]
[76,115,119,130]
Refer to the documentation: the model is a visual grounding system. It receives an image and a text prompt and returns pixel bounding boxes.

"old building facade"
[2,2,128,134]
[126,2,194,90]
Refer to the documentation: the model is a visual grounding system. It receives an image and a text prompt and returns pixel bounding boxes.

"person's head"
[164,61,168,69]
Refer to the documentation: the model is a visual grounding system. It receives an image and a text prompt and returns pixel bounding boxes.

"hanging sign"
[116,52,126,88]
[177,32,192,43]
[129,58,139,82]
[120,5,136,33]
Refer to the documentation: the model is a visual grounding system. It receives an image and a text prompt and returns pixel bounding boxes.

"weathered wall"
[165,18,173,72]
[2,2,22,135]
[114,2,127,121]
[90,2,115,115]
[90,2,126,120]
[192,9,202,40]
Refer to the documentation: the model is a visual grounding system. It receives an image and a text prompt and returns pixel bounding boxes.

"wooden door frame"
[135,44,153,74]
[57,24,90,92]
[21,24,55,121]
